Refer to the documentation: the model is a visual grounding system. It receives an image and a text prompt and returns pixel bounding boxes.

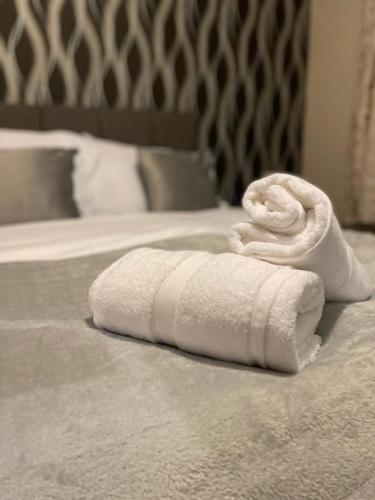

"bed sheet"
[0,208,243,262]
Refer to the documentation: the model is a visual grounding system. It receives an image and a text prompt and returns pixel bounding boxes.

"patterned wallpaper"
[0,0,309,201]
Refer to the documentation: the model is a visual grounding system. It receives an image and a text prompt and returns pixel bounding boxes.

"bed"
[1,106,375,500]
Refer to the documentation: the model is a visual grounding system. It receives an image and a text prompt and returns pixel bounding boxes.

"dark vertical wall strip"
[0,0,309,202]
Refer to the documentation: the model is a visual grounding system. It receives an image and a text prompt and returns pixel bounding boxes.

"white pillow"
[0,128,81,150]
[74,134,147,215]
[0,129,147,216]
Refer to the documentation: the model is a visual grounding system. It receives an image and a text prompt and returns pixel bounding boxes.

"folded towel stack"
[229,173,371,302]
[90,248,324,373]
[90,174,371,373]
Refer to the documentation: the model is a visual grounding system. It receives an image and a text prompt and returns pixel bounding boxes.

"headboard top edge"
[0,104,198,150]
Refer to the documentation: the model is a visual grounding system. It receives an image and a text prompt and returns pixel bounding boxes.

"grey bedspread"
[1,232,375,500]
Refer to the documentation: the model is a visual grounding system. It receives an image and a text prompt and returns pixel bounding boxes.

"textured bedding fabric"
[0,231,375,499]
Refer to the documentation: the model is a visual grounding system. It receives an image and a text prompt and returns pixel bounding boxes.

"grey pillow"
[138,148,218,211]
[0,148,78,225]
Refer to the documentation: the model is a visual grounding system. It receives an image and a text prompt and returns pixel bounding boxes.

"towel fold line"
[249,267,292,368]
[152,252,214,347]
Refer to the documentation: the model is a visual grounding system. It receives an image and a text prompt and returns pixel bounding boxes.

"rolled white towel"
[229,173,372,302]
[89,248,324,373]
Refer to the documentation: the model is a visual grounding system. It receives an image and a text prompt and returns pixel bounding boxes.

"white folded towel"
[89,248,324,373]
[229,173,371,302]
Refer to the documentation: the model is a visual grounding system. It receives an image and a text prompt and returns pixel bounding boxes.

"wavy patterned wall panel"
[0,0,309,201]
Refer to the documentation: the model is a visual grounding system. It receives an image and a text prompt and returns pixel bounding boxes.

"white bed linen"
[0,128,147,216]
[0,208,244,262]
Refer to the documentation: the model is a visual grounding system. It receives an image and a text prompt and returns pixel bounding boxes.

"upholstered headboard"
[0,105,198,151]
